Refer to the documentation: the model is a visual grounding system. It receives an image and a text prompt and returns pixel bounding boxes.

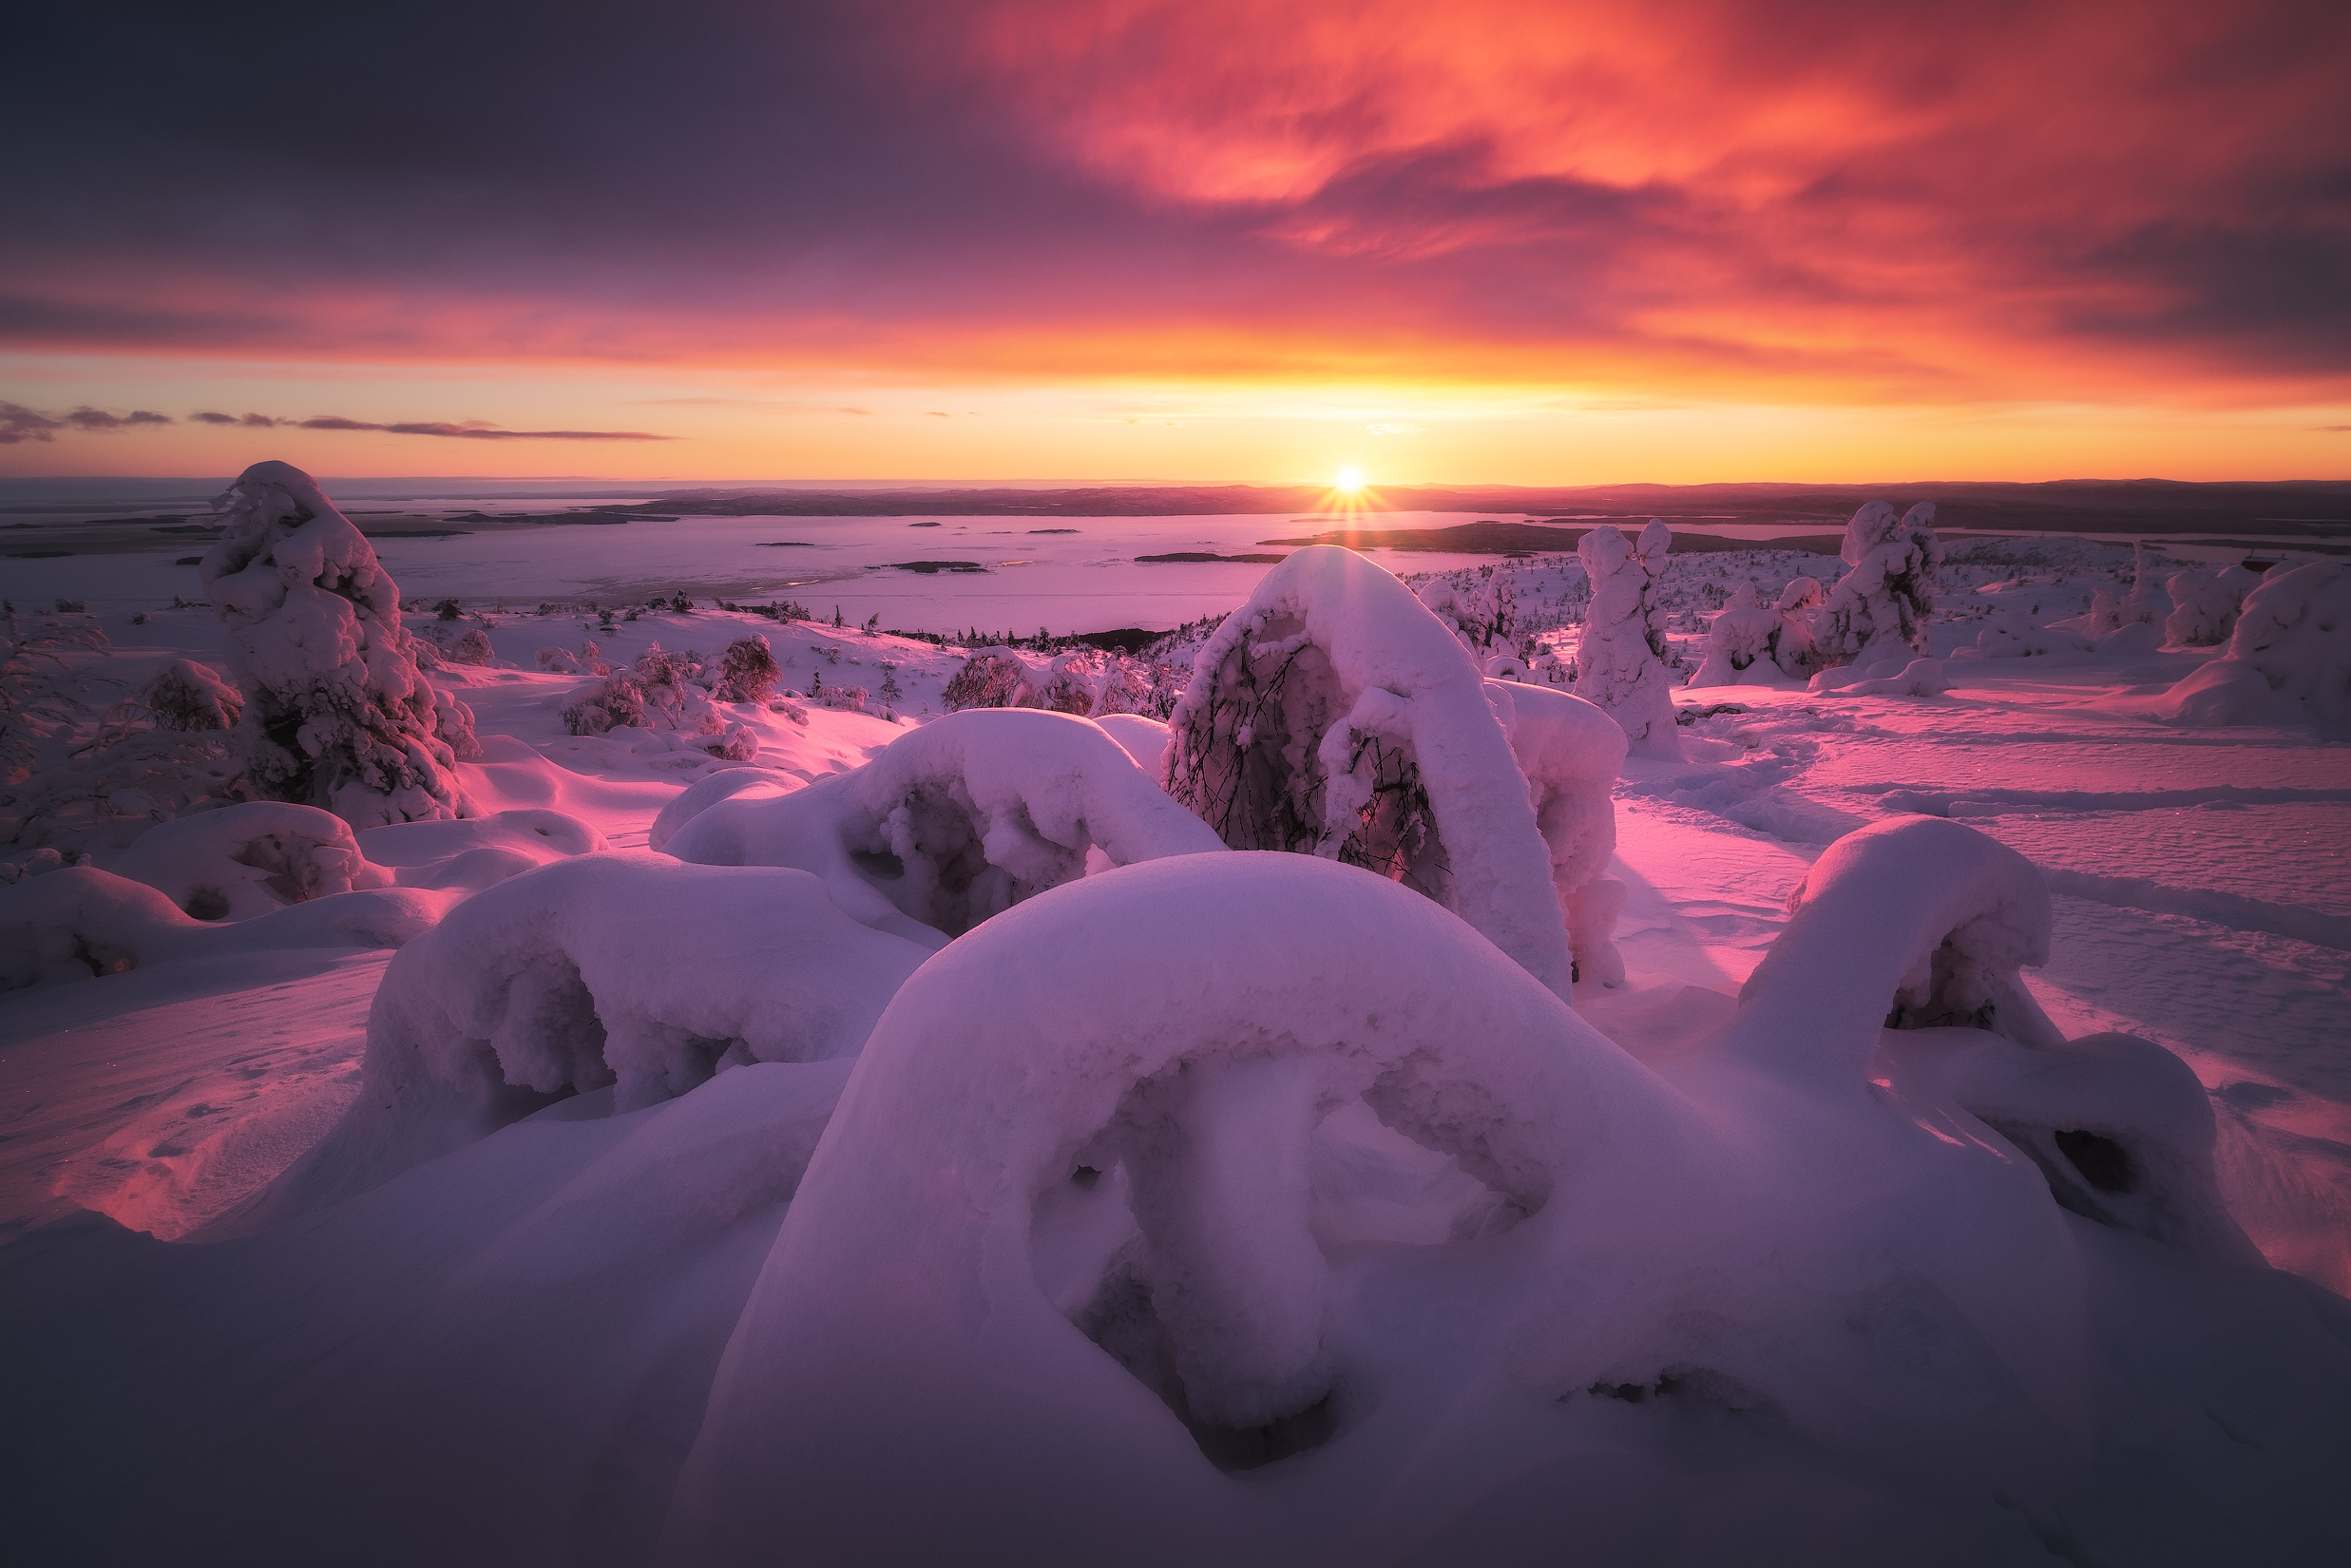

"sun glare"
[1334,465,1365,491]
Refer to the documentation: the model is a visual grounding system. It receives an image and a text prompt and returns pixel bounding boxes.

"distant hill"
[631,479,2351,536]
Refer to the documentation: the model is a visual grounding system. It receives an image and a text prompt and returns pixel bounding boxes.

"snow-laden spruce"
[1573,521,1684,757]
[2154,559,2351,731]
[1412,568,1516,655]
[200,461,479,826]
[1815,500,1941,673]
[1688,581,1794,687]
[666,707,1223,944]
[1485,679,1629,985]
[142,658,241,732]
[1162,545,1577,995]
[254,851,931,1224]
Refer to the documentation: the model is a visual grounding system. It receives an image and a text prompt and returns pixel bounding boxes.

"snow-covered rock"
[1164,545,1576,996]
[667,707,1223,946]
[199,461,477,826]
[1574,521,1684,757]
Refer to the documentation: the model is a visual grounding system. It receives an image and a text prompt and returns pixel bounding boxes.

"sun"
[1333,466,1365,492]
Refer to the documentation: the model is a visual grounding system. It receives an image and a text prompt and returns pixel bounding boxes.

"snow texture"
[2155,561,2351,731]
[2164,564,2260,647]
[1574,521,1685,757]
[666,707,1225,945]
[259,851,930,1220]
[1817,501,1941,671]
[1163,545,1577,996]
[199,461,478,826]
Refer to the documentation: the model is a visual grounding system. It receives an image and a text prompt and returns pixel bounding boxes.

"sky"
[4,0,2347,486]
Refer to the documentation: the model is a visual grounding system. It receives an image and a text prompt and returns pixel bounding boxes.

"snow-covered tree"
[1771,577,1825,677]
[2156,560,2350,730]
[1818,501,1941,669]
[713,636,783,702]
[1573,520,1682,757]
[1689,581,1782,687]
[200,461,476,827]
[143,660,242,732]
[2164,564,2261,647]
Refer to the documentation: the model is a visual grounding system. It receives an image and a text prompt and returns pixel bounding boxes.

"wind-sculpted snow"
[1574,521,1684,757]
[2153,560,2351,732]
[665,707,1222,944]
[666,853,1652,1563]
[1165,545,1577,997]
[110,800,392,920]
[1485,679,1630,985]
[258,852,930,1223]
[200,461,478,826]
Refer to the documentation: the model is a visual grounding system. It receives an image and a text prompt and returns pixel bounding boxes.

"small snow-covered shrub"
[2164,564,2261,647]
[1688,582,1783,687]
[1770,576,1825,677]
[1163,546,1574,995]
[199,461,474,827]
[942,650,1026,711]
[444,628,496,666]
[143,660,242,732]
[111,800,392,920]
[1414,569,1516,652]
[667,707,1223,945]
[2153,560,2351,730]
[0,866,197,988]
[1817,501,1941,671]
[1574,521,1683,758]
[712,636,783,703]
[811,682,870,715]
[258,852,933,1216]
[944,646,1178,718]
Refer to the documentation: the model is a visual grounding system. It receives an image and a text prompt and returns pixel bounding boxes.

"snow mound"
[1960,608,2091,660]
[357,806,607,891]
[110,800,392,920]
[2152,561,2351,731]
[200,461,477,826]
[1574,521,1684,757]
[258,852,931,1222]
[1485,679,1630,985]
[1164,545,1575,996]
[1737,814,2062,1074]
[1818,501,1940,670]
[665,707,1222,946]
[668,851,1652,1560]
[1094,711,1172,775]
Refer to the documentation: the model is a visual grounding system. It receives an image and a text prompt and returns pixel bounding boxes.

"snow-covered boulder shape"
[1093,711,1171,775]
[1162,545,1576,996]
[2164,563,2261,647]
[1731,814,2255,1263]
[2153,561,2351,731]
[1818,501,1941,670]
[142,658,241,731]
[0,866,195,988]
[1689,582,1782,686]
[259,852,932,1221]
[1573,521,1684,758]
[1,864,446,991]
[199,461,477,827]
[110,800,392,920]
[667,708,1223,947]
[1485,679,1629,985]
[667,852,1655,1563]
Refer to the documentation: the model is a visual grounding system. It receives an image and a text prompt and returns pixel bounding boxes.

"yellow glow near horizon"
[1334,465,1366,491]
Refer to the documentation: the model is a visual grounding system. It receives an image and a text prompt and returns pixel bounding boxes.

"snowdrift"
[665,705,1224,945]
[257,852,931,1223]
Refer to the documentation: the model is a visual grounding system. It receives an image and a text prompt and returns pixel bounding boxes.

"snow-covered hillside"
[3,470,2347,1566]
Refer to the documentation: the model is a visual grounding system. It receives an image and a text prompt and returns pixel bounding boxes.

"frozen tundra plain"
[2,463,2349,1567]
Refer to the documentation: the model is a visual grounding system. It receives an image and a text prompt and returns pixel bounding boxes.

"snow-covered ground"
[4,488,2348,1565]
